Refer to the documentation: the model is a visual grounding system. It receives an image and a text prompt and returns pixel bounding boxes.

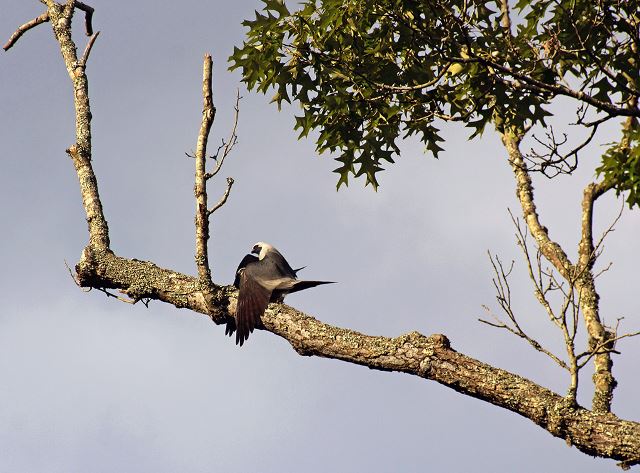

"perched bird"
[227,242,334,346]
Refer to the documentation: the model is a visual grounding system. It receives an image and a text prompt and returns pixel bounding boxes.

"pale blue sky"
[1,1,638,472]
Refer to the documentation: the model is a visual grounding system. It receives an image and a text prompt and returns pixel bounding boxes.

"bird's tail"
[288,280,335,294]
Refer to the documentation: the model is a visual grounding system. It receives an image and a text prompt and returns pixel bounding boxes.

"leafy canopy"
[230,0,640,201]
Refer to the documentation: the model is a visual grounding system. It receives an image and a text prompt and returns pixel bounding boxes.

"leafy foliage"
[230,0,640,196]
[597,126,640,207]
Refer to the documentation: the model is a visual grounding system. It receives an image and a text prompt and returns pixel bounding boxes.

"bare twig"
[79,31,100,67]
[479,304,569,370]
[501,210,582,403]
[483,251,569,371]
[96,287,138,304]
[577,331,640,368]
[3,12,50,51]
[206,89,241,179]
[65,259,90,291]
[526,122,601,177]
[207,177,234,215]
[593,200,624,260]
[74,1,95,36]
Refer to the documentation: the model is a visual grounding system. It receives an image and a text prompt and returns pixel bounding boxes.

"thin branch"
[479,312,569,370]
[569,13,640,99]
[206,89,241,179]
[209,140,226,161]
[483,251,569,371]
[43,0,111,250]
[366,62,452,92]
[592,200,624,263]
[577,331,640,368]
[526,122,601,178]
[3,12,50,51]
[208,177,234,216]
[477,55,640,117]
[74,1,95,36]
[509,211,562,329]
[79,31,100,67]
[510,211,582,402]
[96,287,139,304]
[65,259,89,291]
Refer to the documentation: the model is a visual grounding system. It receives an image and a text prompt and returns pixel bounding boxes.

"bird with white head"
[227,242,334,346]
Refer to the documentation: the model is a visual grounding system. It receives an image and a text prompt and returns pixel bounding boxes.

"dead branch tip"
[3,12,50,51]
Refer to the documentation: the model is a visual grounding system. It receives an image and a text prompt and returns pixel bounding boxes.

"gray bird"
[227,242,334,346]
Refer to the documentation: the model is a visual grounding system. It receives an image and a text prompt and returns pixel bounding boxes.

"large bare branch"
[44,0,110,250]
[73,245,640,467]
[502,129,617,413]
[194,54,217,286]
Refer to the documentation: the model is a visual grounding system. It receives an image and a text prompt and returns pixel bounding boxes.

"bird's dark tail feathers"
[288,280,335,294]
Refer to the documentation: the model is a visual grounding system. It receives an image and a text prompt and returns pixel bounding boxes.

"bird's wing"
[265,250,298,279]
[234,266,272,346]
[225,253,261,339]
[233,253,259,288]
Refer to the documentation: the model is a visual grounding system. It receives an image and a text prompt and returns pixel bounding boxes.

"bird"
[226,242,334,346]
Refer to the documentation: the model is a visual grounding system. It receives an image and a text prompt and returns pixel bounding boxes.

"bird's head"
[251,241,274,260]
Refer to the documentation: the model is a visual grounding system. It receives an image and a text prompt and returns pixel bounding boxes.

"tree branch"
[208,177,234,216]
[478,56,640,118]
[502,129,620,413]
[194,54,216,286]
[3,12,50,51]
[502,131,573,279]
[41,0,111,250]
[72,244,640,466]
[206,90,240,179]
[79,31,99,67]
[73,0,94,36]
[498,0,512,37]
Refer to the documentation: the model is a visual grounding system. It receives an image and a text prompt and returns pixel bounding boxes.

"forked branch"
[193,55,237,286]
[194,54,217,286]
[502,129,617,413]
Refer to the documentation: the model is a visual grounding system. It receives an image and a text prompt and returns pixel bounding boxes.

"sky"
[1,1,639,472]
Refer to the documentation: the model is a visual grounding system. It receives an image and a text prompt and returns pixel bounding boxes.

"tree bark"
[502,130,616,414]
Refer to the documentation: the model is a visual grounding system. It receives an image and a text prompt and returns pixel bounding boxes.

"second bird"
[228,242,334,346]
